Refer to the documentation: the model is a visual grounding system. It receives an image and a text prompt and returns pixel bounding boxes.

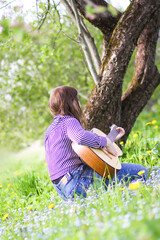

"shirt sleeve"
[66,117,107,148]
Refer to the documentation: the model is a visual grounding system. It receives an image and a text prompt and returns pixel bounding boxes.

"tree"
[0,0,160,149]
[61,0,160,142]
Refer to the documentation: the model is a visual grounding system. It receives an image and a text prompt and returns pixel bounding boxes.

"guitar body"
[72,128,122,179]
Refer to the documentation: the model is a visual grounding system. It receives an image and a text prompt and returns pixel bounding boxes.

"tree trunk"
[81,0,160,138]
[121,9,160,141]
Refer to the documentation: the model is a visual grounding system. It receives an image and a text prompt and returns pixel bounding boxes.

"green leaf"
[108,4,118,17]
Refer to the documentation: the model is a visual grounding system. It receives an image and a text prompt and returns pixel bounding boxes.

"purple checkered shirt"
[44,115,108,181]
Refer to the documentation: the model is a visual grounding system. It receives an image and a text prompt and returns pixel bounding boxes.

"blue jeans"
[52,163,148,201]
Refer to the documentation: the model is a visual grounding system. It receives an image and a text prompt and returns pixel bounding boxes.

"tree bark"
[121,9,160,141]
[61,0,101,72]
[70,0,100,84]
[75,0,121,36]
[82,0,160,136]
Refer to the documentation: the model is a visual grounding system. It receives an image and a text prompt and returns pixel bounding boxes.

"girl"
[44,86,147,201]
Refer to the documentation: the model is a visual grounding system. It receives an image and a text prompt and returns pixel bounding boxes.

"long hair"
[49,86,82,122]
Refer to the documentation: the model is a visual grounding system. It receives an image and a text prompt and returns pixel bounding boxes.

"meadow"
[0,111,160,240]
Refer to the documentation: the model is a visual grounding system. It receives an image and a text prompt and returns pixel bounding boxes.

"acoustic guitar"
[72,127,123,179]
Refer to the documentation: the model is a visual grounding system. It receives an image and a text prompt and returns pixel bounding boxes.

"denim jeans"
[52,163,148,201]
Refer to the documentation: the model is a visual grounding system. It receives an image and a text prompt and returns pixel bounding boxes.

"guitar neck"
[107,125,120,143]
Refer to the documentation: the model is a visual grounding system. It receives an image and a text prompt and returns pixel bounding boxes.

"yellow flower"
[127,141,131,146]
[119,188,125,191]
[155,125,158,129]
[120,141,124,145]
[48,204,54,209]
[28,206,32,211]
[158,186,160,189]
[8,184,12,187]
[133,134,138,138]
[14,170,24,176]
[2,214,9,221]
[44,162,47,166]
[129,182,141,190]
[136,131,140,133]
[152,120,157,125]
[145,122,152,126]
[139,156,143,160]
[11,191,15,194]
[146,150,153,154]
[137,170,145,176]
[82,225,89,232]
[0,185,2,189]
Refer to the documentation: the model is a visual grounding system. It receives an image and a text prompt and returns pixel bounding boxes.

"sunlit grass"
[0,141,45,184]
[0,115,160,239]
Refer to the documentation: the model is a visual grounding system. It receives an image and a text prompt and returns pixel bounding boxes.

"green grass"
[0,114,160,240]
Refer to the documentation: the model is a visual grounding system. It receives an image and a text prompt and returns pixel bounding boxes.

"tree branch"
[0,0,15,10]
[61,0,101,73]
[79,17,101,72]
[50,0,63,40]
[38,0,51,30]
[70,0,100,84]
[75,0,121,36]
[60,0,76,22]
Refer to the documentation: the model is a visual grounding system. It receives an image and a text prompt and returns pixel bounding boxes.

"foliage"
[0,7,99,149]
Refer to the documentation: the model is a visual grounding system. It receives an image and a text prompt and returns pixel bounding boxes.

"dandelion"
[155,125,158,129]
[8,183,12,187]
[127,141,131,146]
[74,206,77,212]
[82,225,89,232]
[158,186,160,189]
[146,150,153,154]
[139,156,143,160]
[152,120,157,125]
[44,162,47,166]
[28,206,32,211]
[14,170,24,176]
[129,182,141,190]
[48,204,54,209]
[133,134,138,138]
[0,185,2,188]
[119,188,125,191]
[137,170,145,176]
[145,122,152,126]
[11,191,15,194]
[96,211,101,217]
[2,214,9,221]
[120,141,124,145]
[136,131,140,133]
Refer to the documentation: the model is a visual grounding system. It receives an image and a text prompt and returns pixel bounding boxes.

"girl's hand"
[114,127,125,141]
[105,137,117,156]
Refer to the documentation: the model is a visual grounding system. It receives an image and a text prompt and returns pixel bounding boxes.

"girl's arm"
[66,117,107,149]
